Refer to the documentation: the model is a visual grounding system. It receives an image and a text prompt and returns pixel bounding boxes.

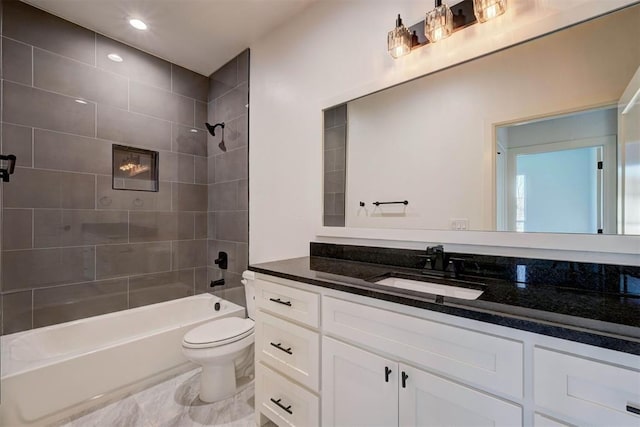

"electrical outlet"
[450,218,469,230]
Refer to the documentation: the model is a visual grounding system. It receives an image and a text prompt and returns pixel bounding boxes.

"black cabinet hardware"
[269,297,292,306]
[271,398,293,415]
[402,371,409,388]
[270,342,293,355]
[627,405,640,415]
[385,366,392,382]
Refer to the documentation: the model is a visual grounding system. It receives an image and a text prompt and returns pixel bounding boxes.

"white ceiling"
[23,0,317,76]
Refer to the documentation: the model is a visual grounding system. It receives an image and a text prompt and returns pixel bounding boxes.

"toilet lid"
[183,317,254,347]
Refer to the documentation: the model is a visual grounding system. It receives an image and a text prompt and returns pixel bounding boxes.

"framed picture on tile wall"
[112,145,159,192]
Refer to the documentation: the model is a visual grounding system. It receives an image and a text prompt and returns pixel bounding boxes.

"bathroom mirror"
[324,3,640,235]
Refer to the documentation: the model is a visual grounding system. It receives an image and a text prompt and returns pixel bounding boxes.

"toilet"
[182,271,256,402]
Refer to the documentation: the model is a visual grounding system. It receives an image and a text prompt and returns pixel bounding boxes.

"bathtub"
[0,294,245,426]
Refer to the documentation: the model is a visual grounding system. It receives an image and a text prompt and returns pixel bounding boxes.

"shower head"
[206,122,227,152]
[205,122,225,137]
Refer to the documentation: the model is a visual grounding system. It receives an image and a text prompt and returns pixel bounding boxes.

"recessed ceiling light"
[190,129,198,133]
[107,53,123,62]
[75,99,88,104]
[129,18,147,30]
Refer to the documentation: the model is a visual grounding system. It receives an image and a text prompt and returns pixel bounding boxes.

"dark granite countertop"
[249,254,640,355]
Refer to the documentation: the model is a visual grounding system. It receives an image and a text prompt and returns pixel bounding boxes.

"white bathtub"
[0,294,245,426]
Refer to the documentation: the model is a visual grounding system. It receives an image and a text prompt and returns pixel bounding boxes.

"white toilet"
[182,271,256,402]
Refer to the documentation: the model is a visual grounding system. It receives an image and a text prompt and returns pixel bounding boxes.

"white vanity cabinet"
[253,272,640,427]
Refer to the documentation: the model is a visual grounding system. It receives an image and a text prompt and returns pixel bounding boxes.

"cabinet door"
[322,337,398,427]
[399,363,522,427]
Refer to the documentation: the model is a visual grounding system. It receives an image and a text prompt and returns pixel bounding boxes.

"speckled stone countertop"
[249,243,640,355]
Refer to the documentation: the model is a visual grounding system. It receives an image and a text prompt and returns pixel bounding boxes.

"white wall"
[249,0,640,264]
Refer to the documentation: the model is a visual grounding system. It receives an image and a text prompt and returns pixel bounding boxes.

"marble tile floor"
[54,369,258,427]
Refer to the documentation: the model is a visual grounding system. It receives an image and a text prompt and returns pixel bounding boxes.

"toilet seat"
[182,317,255,349]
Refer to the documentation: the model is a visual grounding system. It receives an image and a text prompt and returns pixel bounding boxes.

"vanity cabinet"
[322,336,521,427]
[253,272,640,427]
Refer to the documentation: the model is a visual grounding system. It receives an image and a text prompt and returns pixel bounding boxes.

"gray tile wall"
[324,105,347,226]
[207,50,249,308]
[0,0,212,334]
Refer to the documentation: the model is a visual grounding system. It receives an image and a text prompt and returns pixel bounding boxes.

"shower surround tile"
[33,129,112,175]
[129,270,195,308]
[3,81,96,137]
[2,37,32,85]
[172,64,209,102]
[4,168,96,209]
[33,278,128,328]
[96,34,171,90]
[1,291,33,334]
[97,104,173,151]
[1,123,32,167]
[129,212,195,243]
[130,81,195,126]
[33,209,129,248]
[96,242,172,279]
[2,246,96,291]
[2,0,96,65]
[0,0,238,335]
[2,209,33,250]
[33,48,129,109]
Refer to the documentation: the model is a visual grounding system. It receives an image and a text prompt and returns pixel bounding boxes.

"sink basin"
[374,277,484,300]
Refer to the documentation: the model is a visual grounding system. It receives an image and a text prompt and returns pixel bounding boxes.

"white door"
[322,337,398,427]
[399,363,522,427]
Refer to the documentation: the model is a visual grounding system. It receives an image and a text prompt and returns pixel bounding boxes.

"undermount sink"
[374,277,484,300]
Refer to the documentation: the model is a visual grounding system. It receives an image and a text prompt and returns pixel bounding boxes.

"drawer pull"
[385,366,392,382]
[270,398,293,415]
[402,371,409,388]
[269,297,292,306]
[270,342,293,355]
[627,404,640,415]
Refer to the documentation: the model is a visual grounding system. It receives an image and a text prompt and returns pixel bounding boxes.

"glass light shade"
[425,3,453,43]
[388,17,412,58]
[473,0,507,23]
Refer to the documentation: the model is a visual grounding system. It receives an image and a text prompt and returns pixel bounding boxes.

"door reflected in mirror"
[496,107,618,234]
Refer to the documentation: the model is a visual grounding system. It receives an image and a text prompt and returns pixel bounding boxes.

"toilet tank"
[242,270,256,319]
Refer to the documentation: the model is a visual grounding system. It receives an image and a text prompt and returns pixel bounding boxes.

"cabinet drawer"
[256,310,320,391]
[534,347,640,426]
[256,279,319,328]
[256,362,319,427]
[323,296,523,398]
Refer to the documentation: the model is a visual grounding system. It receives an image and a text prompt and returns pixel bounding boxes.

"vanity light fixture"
[425,0,454,43]
[129,18,148,30]
[107,53,123,62]
[473,0,507,23]
[388,0,508,58]
[388,14,412,59]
